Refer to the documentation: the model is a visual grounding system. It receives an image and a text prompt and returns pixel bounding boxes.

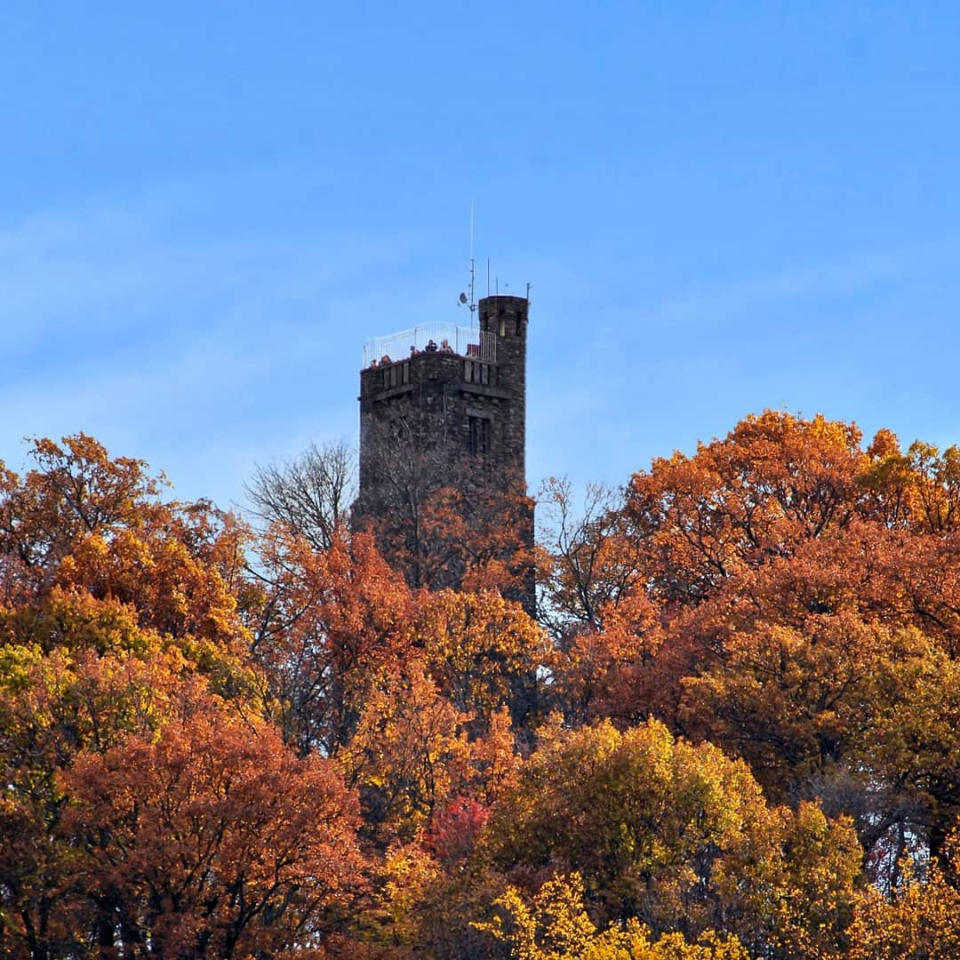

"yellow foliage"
[478,719,860,959]
[414,588,549,726]
[846,829,960,959]
[476,873,752,960]
[336,657,473,843]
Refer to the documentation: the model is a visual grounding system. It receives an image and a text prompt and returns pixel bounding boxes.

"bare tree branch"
[245,441,356,551]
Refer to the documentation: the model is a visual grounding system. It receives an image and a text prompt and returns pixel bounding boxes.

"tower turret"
[477,294,528,480]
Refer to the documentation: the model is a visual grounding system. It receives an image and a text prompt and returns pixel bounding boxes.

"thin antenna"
[469,200,476,322]
[459,202,478,322]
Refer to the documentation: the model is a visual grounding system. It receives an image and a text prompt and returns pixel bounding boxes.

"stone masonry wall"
[356,295,533,610]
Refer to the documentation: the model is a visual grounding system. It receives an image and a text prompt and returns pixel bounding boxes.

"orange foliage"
[0,643,231,959]
[251,530,414,755]
[423,482,535,598]
[337,656,518,847]
[7,419,960,959]
[60,709,364,958]
[625,412,867,605]
[548,590,665,725]
[537,412,960,884]
[0,435,253,673]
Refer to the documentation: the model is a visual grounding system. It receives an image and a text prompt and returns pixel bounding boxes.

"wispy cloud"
[653,252,903,325]
[0,176,420,503]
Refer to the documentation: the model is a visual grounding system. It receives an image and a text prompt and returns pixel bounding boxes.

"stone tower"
[355,295,533,608]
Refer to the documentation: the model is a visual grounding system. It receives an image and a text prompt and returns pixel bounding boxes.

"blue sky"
[2,2,960,510]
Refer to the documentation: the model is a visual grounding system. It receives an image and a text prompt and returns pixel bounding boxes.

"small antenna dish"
[459,292,468,305]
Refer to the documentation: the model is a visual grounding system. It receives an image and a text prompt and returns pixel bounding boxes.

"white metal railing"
[363,324,496,367]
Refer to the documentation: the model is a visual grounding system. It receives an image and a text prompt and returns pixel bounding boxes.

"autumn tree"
[413,589,549,732]
[845,825,960,958]
[477,873,752,960]
[536,413,897,730]
[862,647,960,869]
[0,641,223,959]
[652,516,960,875]
[336,656,474,846]
[60,708,364,959]
[0,434,166,602]
[0,436,267,958]
[249,529,413,756]
[859,436,960,534]
[336,648,520,849]
[466,719,861,960]
[545,589,666,727]
[621,412,869,608]
[535,413,960,881]
[0,435,254,686]
[610,412,960,617]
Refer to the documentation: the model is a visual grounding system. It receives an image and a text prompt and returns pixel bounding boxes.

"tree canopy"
[2,414,960,958]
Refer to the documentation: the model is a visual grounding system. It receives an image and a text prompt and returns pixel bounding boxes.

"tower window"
[464,360,491,385]
[383,363,403,388]
[498,317,506,337]
[469,416,491,455]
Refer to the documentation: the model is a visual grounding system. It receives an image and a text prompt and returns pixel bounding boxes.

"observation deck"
[362,323,496,368]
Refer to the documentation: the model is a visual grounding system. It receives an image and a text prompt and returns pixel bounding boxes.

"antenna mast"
[459,203,479,323]
[469,200,476,324]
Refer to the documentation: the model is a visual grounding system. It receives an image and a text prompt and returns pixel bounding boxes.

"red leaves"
[424,796,491,866]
